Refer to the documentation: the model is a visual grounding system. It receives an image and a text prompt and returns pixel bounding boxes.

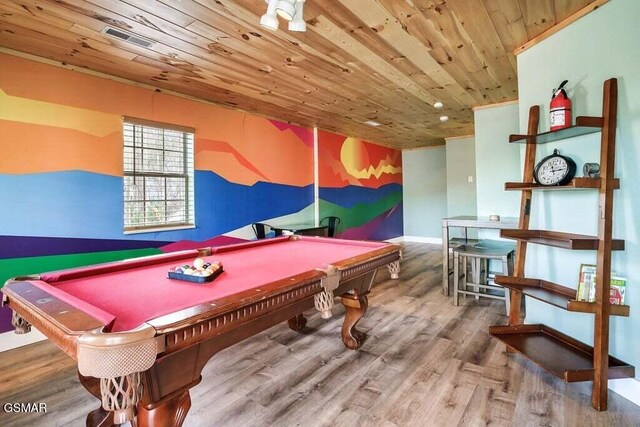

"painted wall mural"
[318,130,403,240]
[0,54,314,332]
[0,54,403,336]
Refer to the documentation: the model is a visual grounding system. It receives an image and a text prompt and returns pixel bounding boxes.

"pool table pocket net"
[314,266,340,318]
[77,324,160,425]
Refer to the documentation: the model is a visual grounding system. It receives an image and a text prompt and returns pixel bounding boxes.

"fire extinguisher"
[550,80,571,131]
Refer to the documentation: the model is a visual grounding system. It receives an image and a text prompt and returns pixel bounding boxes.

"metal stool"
[452,242,515,312]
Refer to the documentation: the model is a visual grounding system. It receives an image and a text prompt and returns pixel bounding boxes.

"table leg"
[11,311,31,334]
[340,290,369,350]
[79,369,193,427]
[287,313,307,332]
[442,221,450,296]
[86,407,113,427]
[78,373,114,427]
[137,390,191,427]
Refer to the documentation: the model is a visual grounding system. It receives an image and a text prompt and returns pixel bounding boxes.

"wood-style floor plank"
[0,242,639,426]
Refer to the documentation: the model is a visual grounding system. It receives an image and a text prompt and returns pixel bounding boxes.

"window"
[123,117,195,232]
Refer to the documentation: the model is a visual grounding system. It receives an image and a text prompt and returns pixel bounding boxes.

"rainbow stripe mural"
[0,54,314,332]
[0,53,402,335]
[318,131,403,240]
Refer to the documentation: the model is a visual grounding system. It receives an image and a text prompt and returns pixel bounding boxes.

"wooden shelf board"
[566,300,630,317]
[495,276,629,317]
[504,178,620,191]
[500,229,625,251]
[509,116,604,144]
[495,276,574,310]
[490,324,635,382]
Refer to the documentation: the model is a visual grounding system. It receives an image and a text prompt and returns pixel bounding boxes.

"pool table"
[2,236,401,426]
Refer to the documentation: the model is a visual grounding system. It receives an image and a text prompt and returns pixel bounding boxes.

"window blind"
[123,119,195,231]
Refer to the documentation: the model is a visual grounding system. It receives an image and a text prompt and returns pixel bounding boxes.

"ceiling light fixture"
[365,120,382,127]
[276,0,297,20]
[288,0,306,32]
[261,0,306,32]
[260,0,280,30]
[433,101,443,109]
[439,115,449,122]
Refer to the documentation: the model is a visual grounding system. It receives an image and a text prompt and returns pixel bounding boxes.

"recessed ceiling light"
[365,120,382,127]
[439,115,449,122]
[434,101,444,109]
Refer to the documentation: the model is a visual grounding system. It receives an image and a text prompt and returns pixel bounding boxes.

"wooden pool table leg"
[86,407,113,427]
[340,290,369,350]
[78,372,114,427]
[137,389,191,427]
[287,313,307,332]
[80,370,192,427]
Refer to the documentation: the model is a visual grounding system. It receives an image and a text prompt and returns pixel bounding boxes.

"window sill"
[124,225,196,235]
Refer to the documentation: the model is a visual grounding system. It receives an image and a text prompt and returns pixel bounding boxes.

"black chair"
[319,216,341,237]
[252,223,272,239]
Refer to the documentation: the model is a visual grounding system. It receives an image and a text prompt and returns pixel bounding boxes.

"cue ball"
[193,258,205,269]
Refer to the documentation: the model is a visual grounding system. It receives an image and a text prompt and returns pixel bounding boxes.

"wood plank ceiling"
[0,0,598,149]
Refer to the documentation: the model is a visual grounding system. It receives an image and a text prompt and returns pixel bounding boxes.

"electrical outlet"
[467,176,474,183]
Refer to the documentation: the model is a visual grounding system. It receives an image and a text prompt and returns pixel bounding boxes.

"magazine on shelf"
[576,264,626,305]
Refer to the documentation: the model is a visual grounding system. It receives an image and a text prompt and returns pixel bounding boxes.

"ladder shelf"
[490,78,634,411]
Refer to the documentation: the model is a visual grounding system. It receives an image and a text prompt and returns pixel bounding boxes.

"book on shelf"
[609,276,627,305]
[576,263,626,304]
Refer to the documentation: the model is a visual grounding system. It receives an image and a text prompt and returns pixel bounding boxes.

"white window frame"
[122,117,195,234]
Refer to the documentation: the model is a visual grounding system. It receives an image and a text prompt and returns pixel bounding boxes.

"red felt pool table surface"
[30,237,389,332]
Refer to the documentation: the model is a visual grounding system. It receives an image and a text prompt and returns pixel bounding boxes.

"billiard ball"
[193,258,205,269]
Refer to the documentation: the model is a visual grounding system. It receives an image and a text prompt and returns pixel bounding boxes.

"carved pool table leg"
[340,291,369,350]
[78,373,115,427]
[11,311,31,334]
[287,313,307,332]
[86,407,114,427]
[137,390,191,427]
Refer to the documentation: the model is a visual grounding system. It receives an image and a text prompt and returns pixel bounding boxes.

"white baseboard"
[384,236,404,244]
[609,378,640,407]
[0,329,47,352]
[400,235,443,244]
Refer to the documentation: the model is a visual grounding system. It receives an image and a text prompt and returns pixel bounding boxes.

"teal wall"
[402,146,447,238]
[474,103,521,219]
[445,136,477,218]
[517,0,639,378]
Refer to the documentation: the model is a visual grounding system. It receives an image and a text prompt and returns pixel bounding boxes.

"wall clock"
[533,149,577,186]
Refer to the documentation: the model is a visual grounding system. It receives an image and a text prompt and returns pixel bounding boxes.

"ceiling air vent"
[102,26,155,48]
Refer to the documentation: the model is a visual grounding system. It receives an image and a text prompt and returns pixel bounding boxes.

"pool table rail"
[2,278,108,358]
[330,245,401,281]
[38,249,208,283]
[148,269,326,344]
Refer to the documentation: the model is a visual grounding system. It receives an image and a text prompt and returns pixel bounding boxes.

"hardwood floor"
[1,242,638,426]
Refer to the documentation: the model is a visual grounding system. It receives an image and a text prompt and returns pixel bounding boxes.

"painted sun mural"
[0,53,403,334]
[318,130,403,240]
